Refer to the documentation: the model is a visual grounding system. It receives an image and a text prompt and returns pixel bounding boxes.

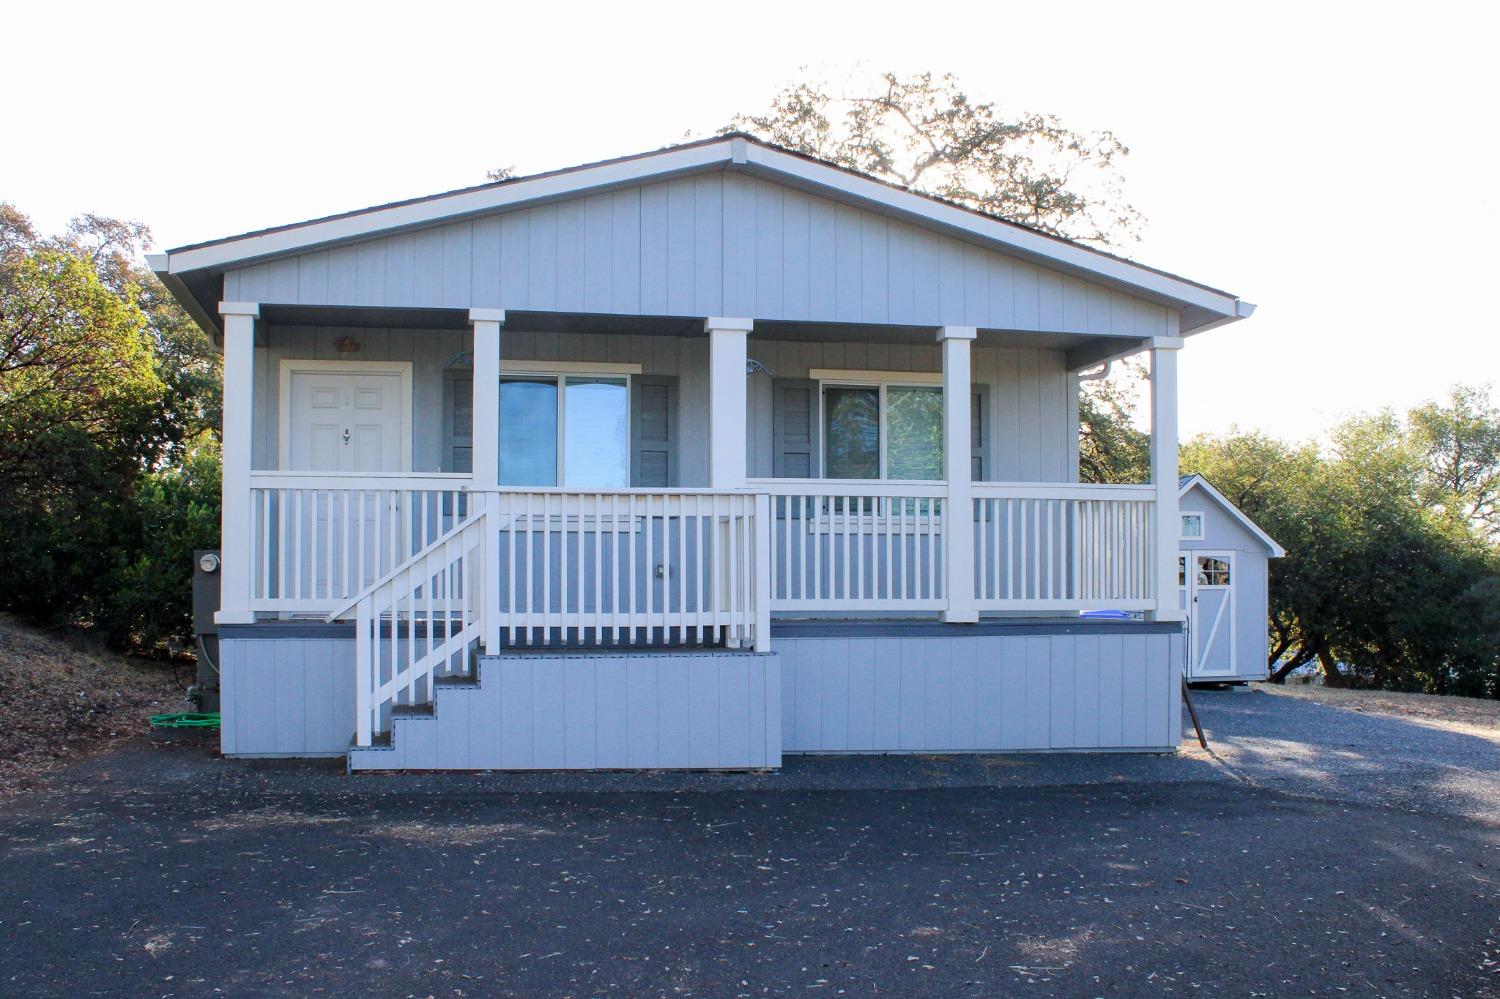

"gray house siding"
[252,326,1077,484]
[224,173,1171,338]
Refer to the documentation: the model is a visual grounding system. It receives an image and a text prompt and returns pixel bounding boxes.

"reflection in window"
[824,386,880,479]
[563,377,628,488]
[887,386,943,480]
[1178,555,1187,587]
[499,378,558,486]
[1180,513,1205,540]
[498,374,629,488]
[1195,556,1231,586]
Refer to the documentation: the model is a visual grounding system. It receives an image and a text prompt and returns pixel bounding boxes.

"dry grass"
[0,614,185,792]
[1257,681,1500,738]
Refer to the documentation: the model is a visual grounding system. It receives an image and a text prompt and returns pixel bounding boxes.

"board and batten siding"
[224,173,1171,338]
[219,636,355,757]
[778,631,1183,753]
[255,327,1076,484]
[349,651,781,771]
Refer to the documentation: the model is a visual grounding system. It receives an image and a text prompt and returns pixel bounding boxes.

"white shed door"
[1183,552,1235,678]
[288,370,404,472]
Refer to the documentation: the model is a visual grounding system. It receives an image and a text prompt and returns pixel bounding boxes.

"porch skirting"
[777,624,1184,754]
[218,619,1183,765]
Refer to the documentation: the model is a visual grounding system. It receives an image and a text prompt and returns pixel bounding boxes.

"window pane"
[824,386,880,479]
[499,378,557,486]
[1180,513,1204,539]
[564,377,629,488]
[887,386,943,480]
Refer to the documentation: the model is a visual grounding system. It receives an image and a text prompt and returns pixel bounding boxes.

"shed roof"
[1179,474,1286,557]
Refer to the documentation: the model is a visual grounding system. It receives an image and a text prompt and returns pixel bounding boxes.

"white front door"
[1182,551,1235,678]
[284,367,406,603]
[287,369,405,472]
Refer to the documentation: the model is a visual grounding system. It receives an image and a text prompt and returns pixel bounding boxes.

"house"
[1177,475,1285,684]
[150,134,1256,770]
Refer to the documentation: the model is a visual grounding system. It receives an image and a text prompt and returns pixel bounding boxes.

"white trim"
[1179,510,1206,541]
[1178,474,1286,557]
[705,316,754,333]
[218,301,260,317]
[162,137,1248,328]
[502,359,642,375]
[468,307,506,324]
[809,368,942,385]
[276,359,414,472]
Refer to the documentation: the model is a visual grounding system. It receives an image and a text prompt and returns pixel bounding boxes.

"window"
[1195,555,1231,586]
[1180,512,1205,540]
[499,374,629,487]
[820,377,944,480]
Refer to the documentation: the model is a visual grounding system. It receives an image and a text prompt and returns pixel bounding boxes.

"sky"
[6,1,1497,442]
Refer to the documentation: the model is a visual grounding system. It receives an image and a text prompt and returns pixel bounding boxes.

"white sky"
[6,1,1496,442]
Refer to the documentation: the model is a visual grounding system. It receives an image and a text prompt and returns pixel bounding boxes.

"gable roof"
[149,133,1253,335]
[1178,474,1286,557]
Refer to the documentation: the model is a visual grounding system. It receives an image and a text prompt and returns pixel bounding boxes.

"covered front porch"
[218,304,1182,662]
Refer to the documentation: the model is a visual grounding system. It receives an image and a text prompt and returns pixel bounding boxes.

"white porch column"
[706,317,753,488]
[939,326,978,624]
[470,309,505,651]
[1148,333,1185,622]
[215,302,259,624]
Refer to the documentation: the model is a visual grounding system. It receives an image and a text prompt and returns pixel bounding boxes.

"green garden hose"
[150,712,221,729]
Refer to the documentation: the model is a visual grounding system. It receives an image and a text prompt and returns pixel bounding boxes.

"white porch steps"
[347,649,781,772]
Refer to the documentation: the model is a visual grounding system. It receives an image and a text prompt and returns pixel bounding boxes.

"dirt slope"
[0,615,184,792]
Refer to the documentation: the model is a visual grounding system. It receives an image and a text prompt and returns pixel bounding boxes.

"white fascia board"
[1178,474,1287,557]
[740,143,1244,322]
[163,140,738,274]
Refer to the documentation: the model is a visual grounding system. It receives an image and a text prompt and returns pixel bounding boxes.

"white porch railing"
[757,480,1157,614]
[759,481,949,611]
[492,490,767,648]
[972,484,1157,611]
[248,472,472,613]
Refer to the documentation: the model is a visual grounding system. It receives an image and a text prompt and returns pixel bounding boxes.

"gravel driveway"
[1,689,1496,998]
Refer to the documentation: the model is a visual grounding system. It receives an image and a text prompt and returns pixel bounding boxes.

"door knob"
[342,428,350,445]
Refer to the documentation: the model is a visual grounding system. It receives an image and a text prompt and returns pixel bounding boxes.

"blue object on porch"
[1080,609,1131,620]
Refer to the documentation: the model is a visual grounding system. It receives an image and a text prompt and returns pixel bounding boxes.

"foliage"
[1079,360,1150,483]
[1409,384,1500,541]
[1182,402,1500,699]
[97,434,222,652]
[0,204,220,653]
[727,71,1142,246]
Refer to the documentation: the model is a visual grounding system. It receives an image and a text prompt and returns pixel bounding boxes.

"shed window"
[1180,512,1205,540]
[1195,556,1231,586]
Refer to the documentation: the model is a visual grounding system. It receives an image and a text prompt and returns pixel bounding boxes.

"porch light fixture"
[746,358,775,378]
[333,336,362,354]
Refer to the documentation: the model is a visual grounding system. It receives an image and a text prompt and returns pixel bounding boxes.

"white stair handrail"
[326,509,481,622]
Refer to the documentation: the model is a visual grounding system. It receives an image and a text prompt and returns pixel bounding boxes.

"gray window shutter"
[444,373,474,474]
[971,385,990,482]
[632,375,678,487]
[772,378,820,479]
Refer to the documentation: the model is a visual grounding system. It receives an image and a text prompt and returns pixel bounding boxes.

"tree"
[1409,384,1500,541]
[1184,408,1500,698]
[1079,360,1150,483]
[727,71,1142,246]
[0,204,223,651]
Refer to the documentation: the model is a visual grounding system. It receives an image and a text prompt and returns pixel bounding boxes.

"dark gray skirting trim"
[770,617,1182,638]
[221,622,355,640]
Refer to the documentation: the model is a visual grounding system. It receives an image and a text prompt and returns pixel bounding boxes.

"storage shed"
[1177,475,1285,683]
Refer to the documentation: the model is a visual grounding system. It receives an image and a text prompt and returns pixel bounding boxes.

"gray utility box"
[191,550,222,712]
